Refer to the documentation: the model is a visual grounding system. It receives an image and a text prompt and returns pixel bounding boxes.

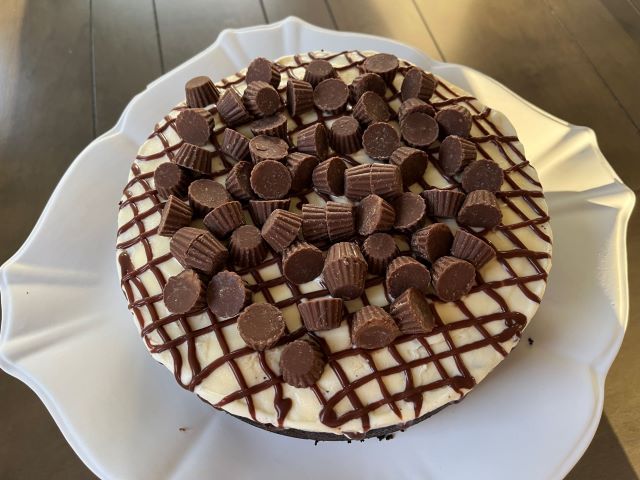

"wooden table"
[0,1,638,478]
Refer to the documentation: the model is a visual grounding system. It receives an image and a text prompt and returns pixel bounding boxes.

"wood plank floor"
[0,0,638,478]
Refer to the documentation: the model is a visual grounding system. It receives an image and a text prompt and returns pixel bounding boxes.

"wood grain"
[262,0,336,28]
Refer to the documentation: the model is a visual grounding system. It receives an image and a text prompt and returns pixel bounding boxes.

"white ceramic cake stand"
[0,17,634,480]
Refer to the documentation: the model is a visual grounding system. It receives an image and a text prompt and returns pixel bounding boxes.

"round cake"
[116,50,552,440]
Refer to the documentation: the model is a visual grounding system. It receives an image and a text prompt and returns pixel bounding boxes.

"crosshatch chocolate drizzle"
[117,51,551,435]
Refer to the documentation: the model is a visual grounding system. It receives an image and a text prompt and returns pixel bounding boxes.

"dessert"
[117,50,552,441]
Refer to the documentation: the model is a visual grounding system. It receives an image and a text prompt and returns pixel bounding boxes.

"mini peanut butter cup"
[362,53,399,84]
[220,128,250,161]
[422,188,465,218]
[237,303,286,351]
[322,242,367,300]
[246,57,281,88]
[411,223,453,263]
[439,135,476,176]
[229,224,268,267]
[301,204,329,245]
[188,179,231,217]
[261,209,302,252]
[250,113,288,139]
[280,339,326,388]
[175,108,214,146]
[357,194,395,236]
[296,123,329,160]
[207,270,250,319]
[249,135,289,163]
[303,58,336,86]
[390,146,428,186]
[154,162,191,200]
[344,164,373,200]
[250,160,291,200]
[286,78,314,116]
[398,98,436,123]
[298,298,344,331]
[435,105,472,137]
[203,200,245,238]
[330,116,362,154]
[431,256,476,302]
[249,198,290,226]
[170,227,228,275]
[313,78,349,114]
[457,190,502,229]
[451,229,496,269]
[286,152,319,192]
[225,161,255,201]
[370,163,403,200]
[242,80,281,118]
[393,192,426,232]
[351,306,400,349]
[217,88,252,127]
[400,111,439,148]
[390,287,435,335]
[460,159,504,193]
[349,72,387,103]
[401,67,436,102]
[353,91,390,126]
[385,256,431,298]
[158,195,193,237]
[163,269,206,314]
[173,143,213,174]
[312,157,346,197]
[185,76,220,108]
[326,201,356,242]
[362,122,400,161]
[282,242,324,284]
[362,232,399,275]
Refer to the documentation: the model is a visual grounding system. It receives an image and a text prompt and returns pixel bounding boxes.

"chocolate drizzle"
[117,50,551,437]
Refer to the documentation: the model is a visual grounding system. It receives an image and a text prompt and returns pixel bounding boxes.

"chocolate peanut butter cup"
[398,98,435,123]
[298,298,344,331]
[250,113,288,139]
[362,122,400,161]
[326,201,356,242]
[330,116,362,154]
[188,179,231,217]
[431,256,475,302]
[250,160,292,200]
[411,223,453,263]
[362,232,399,275]
[401,67,436,102]
[370,163,403,200]
[343,164,373,200]
[170,227,228,276]
[422,188,465,218]
[352,91,390,126]
[435,105,472,138]
[393,192,426,232]
[220,128,250,161]
[457,190,502,229]
[217,88,252,127]
[246,57,281,88]
[163,269,206,314]
[460,159,504,193]
[400,111,439,148]
[349,72,387,103]
[351,306,400,350]
[158,195,192,237]
[249,198,291,226]
[154,162,190,200]
[173,143,213,174]
[225,161,255,201]
[229,224,268,268]
[207,270,250,319]
[185,76,220,108]
[280,339,326,388]
[296,123,329,160]
[261,209,302,253]
[303,58,336,86]
[322,242,367,300]
[286,78,314,116]
[451,229,496,269]
[362,53,399,84]
[357,194,395,236]
[301,204,329,245]
[237,303,286,351]
[439,135,476,176]
[313,78,349,114]
[243,80,282,118]
[385,256,431,298]
[175,108,214,146]
[312,157,346,197]
[286,152,319,192]
[390,146,428,187]
[203,200,245,238]
[282,242,324,284]
[389,287,435,335]
[249,135,289,163]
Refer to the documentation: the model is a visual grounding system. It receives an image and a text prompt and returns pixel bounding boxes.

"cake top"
[117,50,552,439]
